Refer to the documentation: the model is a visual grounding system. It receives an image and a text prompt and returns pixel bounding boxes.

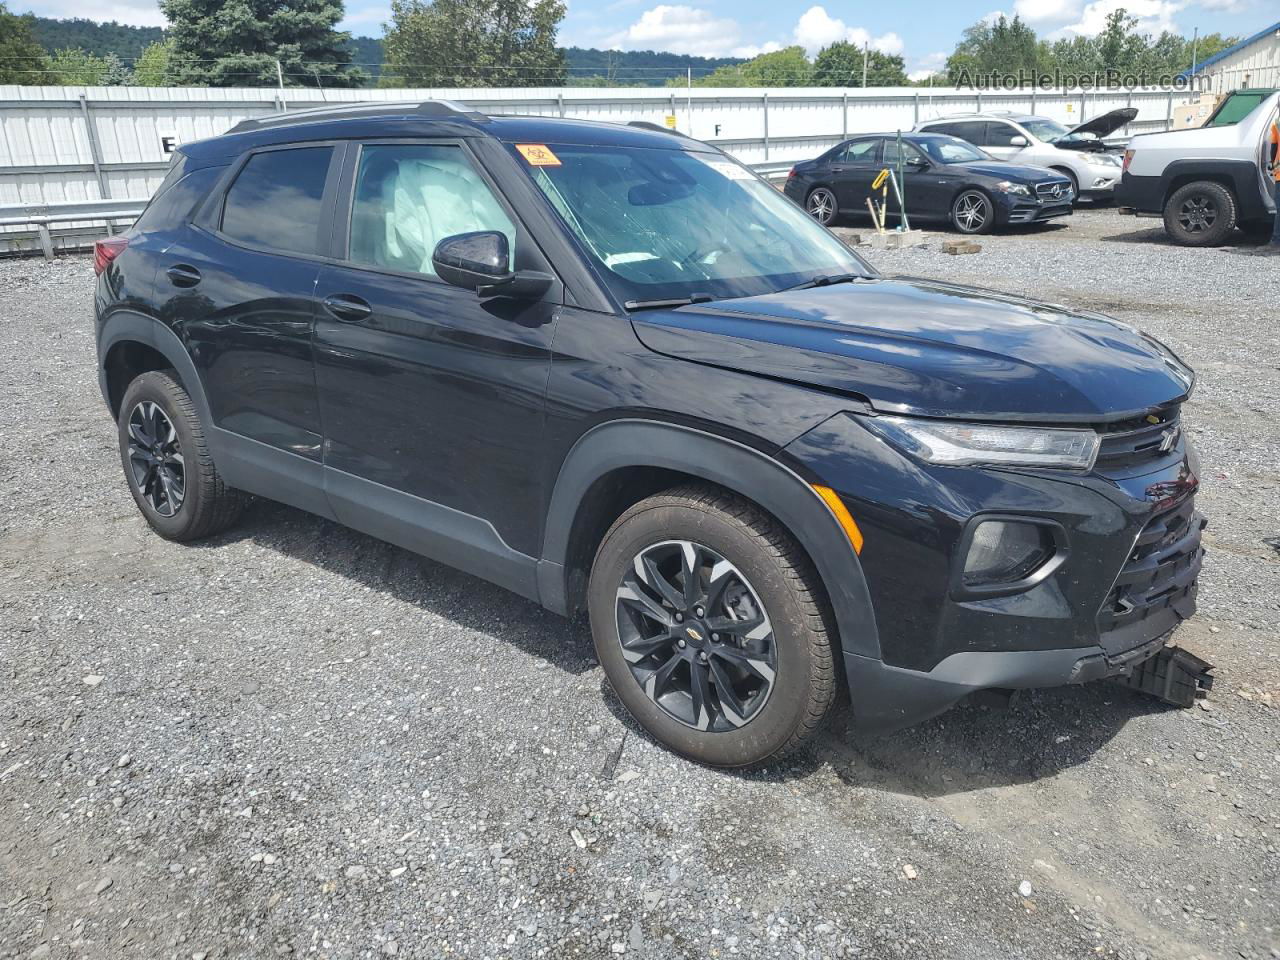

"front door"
[313,140,562,579]
[881,138,950,224]
[981,120,1027,162]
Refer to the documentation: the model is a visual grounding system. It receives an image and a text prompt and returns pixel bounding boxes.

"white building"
[1188,21,1280,93]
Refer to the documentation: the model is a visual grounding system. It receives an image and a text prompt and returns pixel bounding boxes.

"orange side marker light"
[812,484,864,555]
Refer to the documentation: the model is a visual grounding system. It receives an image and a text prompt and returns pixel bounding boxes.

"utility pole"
[862,41,869,88]
[275,59,286,107]
[1190,27,1199,86]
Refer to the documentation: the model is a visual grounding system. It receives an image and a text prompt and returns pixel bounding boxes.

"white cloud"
[18,0,166,26]
[907,50,947,80]
[731,41,783,58]
[1013,0,1082,22]
[1057,0,1185,37]
[791,5,902,58]
[1196,0,1245,10]
[981,9,1011,23]
[607,5,743,56]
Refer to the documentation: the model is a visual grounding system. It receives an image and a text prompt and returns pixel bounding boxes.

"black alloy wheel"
[806,187,837,225]
[127,400,185,517]
[1164,181,1236,247]
[615,539,777,731]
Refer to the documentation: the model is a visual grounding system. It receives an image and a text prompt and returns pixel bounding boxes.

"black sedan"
[784,133,1075,234]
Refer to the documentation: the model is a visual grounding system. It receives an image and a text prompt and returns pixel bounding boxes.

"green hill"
[24,15,741,86]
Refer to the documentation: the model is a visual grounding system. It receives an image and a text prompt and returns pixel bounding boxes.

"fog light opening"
[962,519,1054,587]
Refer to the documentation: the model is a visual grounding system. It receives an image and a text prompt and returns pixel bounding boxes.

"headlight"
[862,415,1100,470]
[1089,154,1121,167]
[996,180,1031,196]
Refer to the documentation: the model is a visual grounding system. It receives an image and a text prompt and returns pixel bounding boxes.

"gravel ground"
[1,207,1277,960]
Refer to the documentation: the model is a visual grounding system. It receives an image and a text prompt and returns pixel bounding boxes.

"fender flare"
[536,419,881,660]
[97,311,213,429]
[1160,159,1267,221]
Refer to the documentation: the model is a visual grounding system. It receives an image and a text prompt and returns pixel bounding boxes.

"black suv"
[95,101,1203,767]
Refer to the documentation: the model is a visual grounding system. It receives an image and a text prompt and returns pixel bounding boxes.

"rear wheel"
[951,189,994,234]
[806,187,837,226]
[587,485,836,768]
[1164,181,1236,247]
[118,370,245,542]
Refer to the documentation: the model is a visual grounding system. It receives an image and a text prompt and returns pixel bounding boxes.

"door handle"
[165,264,201,288]
[830,166,846,173]
[323,294,373,323]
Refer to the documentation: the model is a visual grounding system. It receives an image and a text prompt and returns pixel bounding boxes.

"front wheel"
[118,370,245,542]
[1164,181,1237,247]
[806,187,837,225]
[951,189,994,234]
[587,485,836,768]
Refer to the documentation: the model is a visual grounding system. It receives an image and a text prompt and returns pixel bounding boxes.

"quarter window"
[221,146,333,256]
[348,143,516,278]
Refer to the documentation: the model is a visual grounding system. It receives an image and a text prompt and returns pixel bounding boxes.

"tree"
[99,52,134,85]
[47,47,110,85]
[0,3,50,84]
[132,40,173,86]
[690,46,812,87]
[159,0,366,87]
[946,14,1044,83]
[812,42,907,86]
[381,0,566,87]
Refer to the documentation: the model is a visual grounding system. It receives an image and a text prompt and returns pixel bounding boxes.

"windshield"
[919,137,988,164]
[516,143,871,305]
[1020,118,1070,143]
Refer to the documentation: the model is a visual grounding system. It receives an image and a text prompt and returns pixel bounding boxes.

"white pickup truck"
[1116,90,1278,246]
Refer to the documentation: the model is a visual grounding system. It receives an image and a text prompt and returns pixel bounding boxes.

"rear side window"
[929,121,986,145]
[837,140,878,163]
[221,146,333,256]
[133,164,226,233]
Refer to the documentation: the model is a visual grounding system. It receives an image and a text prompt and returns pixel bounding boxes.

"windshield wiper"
[782,273,866,292]
[624,293,714,311]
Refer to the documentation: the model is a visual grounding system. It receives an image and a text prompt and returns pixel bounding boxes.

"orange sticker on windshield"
[516,143,561,166]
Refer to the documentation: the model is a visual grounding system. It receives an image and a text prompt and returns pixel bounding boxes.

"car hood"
[950,160,1064,181]
[631,278,1192,422]
[1065,107,1137,139]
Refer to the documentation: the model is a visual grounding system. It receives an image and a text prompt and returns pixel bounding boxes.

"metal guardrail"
[0,159,798,260]
[0,198,147,259]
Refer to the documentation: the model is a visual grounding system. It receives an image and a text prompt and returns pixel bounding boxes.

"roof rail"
[228,99,488,134]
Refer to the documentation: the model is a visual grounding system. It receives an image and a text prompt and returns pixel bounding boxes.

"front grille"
[1096,404,1182,469]
[1097,495,1204,650]
[1035,180,1073,201]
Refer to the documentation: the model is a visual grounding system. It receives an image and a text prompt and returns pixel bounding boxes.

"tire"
[1163,181,1237,247]
[805,187,837,226]
[951,189,994,234]
[117,370,245,542]
[587,484,836,768]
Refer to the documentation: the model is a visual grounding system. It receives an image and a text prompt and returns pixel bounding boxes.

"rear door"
[157,143,340,495]
[827,138,881,213]
[311,138,562,578]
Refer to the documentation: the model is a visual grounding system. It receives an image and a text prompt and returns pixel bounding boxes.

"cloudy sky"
[15,0,1270,78]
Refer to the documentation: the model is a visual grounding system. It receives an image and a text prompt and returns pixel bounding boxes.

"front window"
[1020,118,1070,143]
[517,143,871,305]
[918,137,988,164]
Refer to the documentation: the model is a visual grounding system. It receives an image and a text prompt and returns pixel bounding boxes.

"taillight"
[94,235,129,275]
[787,167,797,180]
[1122,149,1134,175]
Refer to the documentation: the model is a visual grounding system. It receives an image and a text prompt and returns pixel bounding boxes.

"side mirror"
[905,156,930,170]
[1009,135,1029,146]
[432,231,511,290]
[431,231,553,299]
